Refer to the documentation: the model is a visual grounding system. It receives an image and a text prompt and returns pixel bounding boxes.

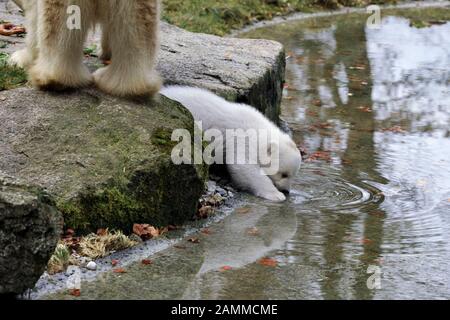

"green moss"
[152,127,178,151]
[0,53,27,91]
[60,158,206,234]
[162,0,398,35]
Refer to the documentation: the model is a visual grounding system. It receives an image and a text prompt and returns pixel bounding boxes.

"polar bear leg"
[29,0,94,91]
[10,0,38,68]
[227,164,286,202]
[93,0,161,97]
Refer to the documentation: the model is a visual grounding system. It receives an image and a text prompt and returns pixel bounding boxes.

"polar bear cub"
[10,0,161,97]
[161,86,302,202]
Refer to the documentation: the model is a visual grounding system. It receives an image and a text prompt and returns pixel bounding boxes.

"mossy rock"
[0,88,208,233]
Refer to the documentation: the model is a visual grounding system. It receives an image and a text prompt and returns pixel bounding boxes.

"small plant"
[83,44,98,57]
[0,52,28,91]
[47,243,71,275]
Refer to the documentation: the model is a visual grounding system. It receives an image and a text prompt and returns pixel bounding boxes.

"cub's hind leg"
[93,0,161,97]
[29,0,95,91]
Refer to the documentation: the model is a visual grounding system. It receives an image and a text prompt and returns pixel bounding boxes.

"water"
[42,7,450,300]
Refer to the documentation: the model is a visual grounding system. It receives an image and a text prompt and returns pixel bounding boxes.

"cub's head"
[264,134,302,195]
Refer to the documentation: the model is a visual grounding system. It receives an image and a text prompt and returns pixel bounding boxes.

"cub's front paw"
[259,190,287,202]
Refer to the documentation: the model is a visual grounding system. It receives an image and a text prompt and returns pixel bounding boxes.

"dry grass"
[78,230,138,259]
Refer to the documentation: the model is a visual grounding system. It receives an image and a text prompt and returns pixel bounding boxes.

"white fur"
[161,86,302,202]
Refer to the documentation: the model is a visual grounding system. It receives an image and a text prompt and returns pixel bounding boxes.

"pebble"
[86,261,97,271]
[207,181,217,193]
[216,187,227,197]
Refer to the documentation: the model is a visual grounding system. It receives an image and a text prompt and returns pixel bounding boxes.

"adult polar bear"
[10,0,161,97]
[162,86,302,202]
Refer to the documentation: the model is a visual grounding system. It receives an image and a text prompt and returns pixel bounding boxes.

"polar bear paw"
[29,60,93,91]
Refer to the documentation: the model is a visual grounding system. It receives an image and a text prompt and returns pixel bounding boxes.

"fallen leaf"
[236,207,251,214]
[360,238,373,245]
[220,266,233,272]
[188,237,200,244]
[342,159,353,166]
[381,126,406,133]
[133,224,160,240]
[111,259,119,267]
[113,268,127,274]
[258,258,278,267]
[306,151,332,162]
[97,228,108,236]
[358,106,372,113]
[0,23,26,36]
[311,122,333,130]
[246,227,260,236]
[201,228,212,235]
[142,259,153,265]
[69,289,81,297]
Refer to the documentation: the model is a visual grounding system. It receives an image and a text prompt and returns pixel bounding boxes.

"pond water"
[43,7,450,300]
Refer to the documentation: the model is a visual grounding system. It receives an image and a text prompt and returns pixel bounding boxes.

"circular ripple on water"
[290,165,384,212]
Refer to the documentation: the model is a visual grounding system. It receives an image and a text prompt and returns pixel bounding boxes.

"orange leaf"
[258,258,278,267]
[97,228,108,236]
[111,259,119,267]
[360,238,373,245]
[0,23,26,36]
[69,289,81,297]
[113,268,127,274]
[220,266,233,272]
[142,259,153,265]
[133,224,160,240]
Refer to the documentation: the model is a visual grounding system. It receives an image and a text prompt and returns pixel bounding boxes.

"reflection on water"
[44,8,450,300]
[240,8,450,299]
